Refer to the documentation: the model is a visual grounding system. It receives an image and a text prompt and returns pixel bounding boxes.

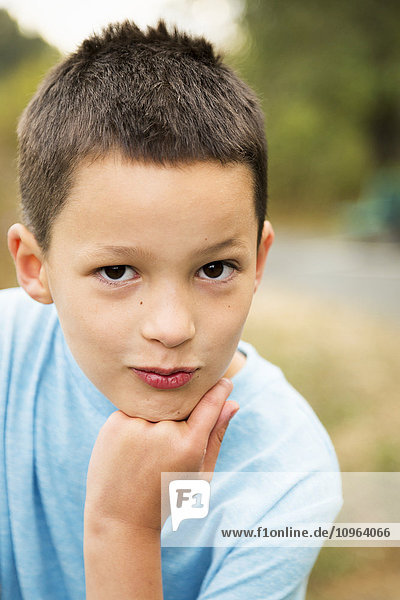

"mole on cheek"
[140,301,143,305]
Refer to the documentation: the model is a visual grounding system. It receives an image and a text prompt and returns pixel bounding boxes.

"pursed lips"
[132,366,198,375]
[130,367,198,390]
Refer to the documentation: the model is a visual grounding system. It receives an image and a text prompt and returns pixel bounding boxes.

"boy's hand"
[84,378,238,533]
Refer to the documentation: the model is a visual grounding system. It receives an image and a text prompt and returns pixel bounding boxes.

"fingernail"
[220,377,233,388]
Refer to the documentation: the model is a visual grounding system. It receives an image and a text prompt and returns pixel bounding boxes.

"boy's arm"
[83,378,238,599]
[84,517,162,599]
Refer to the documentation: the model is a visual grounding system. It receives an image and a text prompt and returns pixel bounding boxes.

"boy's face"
[33,156,273,420]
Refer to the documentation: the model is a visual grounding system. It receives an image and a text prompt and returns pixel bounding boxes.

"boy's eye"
[197,261,236,281]
[99,265,137,283]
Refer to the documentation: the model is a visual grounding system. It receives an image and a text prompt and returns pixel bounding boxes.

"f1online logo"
[169,480,211,531]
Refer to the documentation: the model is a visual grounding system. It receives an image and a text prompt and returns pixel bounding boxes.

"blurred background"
[0,0,399,597]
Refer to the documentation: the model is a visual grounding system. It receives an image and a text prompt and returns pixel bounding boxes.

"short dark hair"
[17,20,268,257]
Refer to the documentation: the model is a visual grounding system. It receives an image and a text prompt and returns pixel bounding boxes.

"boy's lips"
[133,366,197,375]
[130,367,198,390]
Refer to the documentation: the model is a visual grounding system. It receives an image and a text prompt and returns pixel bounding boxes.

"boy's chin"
[141,412,190,423]
[108,372,222,421]
[115,393,198,422]
[119,406,193,422]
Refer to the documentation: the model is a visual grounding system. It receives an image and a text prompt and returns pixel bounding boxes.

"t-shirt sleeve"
[196,469,342,600]
[197,546,313,600]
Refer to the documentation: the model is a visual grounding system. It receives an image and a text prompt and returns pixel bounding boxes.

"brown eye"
[104,266,128,280]
[98,265,137,284]
[198,261,235,281]
[203,262,223,278]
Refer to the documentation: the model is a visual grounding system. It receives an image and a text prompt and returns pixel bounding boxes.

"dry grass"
[244,285,400,471]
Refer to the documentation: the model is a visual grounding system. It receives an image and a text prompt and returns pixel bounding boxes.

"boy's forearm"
[83,382,235,598]
[84,516,163,599]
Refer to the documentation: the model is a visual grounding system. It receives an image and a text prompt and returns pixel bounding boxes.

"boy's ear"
[254,220,274,294]
[7,223,53,304]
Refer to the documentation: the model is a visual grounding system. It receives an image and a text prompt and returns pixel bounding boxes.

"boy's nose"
[140,285,196,348]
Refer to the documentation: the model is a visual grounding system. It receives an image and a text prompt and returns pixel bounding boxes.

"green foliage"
[232,0,400,216]
[0,50,60,149]
[0,10,60,147]
[0,9,56,77]
[0,10,60,152]
[0,10,60,289]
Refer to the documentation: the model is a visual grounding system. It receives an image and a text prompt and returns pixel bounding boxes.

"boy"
[0,20,342,599]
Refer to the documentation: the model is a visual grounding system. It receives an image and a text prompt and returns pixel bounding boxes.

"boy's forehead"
[67,155,257,220]
[49,155,259,257]
[73,154,254,188]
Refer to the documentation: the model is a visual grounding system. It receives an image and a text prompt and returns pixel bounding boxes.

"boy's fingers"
[201,400,239,473]
[186,378,233,440]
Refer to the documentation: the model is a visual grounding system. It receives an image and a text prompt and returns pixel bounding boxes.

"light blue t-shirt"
[0,287,342,599]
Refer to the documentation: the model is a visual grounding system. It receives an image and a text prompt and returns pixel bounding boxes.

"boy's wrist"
[84,508,162,540]
[84,513,163,600]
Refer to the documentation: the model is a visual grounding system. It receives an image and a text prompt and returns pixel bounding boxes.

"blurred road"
[262,229,400,323]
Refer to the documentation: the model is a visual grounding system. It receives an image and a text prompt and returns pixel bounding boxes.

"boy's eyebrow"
[85,238,248,261]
